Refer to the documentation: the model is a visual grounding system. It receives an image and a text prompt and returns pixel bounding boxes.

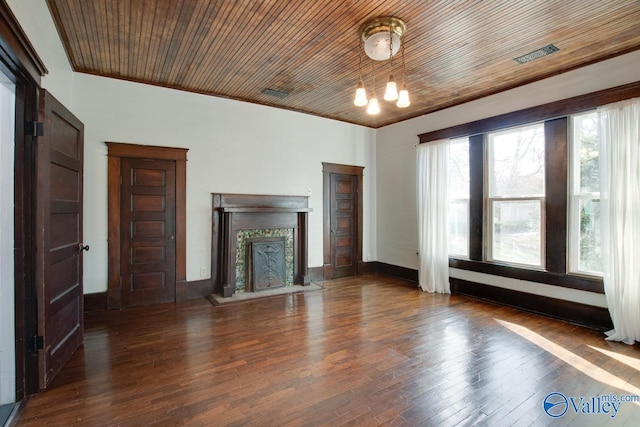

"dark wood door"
[121,158,176,307]
[330,173,358,278]
[37,90,84,389]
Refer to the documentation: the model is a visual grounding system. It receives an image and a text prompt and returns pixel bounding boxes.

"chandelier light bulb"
[367,95,380,115]
[354,80,368,106]
[396,88,410,108]
[384,74,398,101]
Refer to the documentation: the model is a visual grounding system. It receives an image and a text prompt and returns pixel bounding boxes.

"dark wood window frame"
[106,142,188,308]
[418,80,640,295]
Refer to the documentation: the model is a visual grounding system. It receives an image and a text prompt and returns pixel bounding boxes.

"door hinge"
[29,335,44,353]
[120,175,122,185]
[25,121,44,137]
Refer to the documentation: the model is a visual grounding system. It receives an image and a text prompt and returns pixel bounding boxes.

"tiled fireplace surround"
[211,193,311,297]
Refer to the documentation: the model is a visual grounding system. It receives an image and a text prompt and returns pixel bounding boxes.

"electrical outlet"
[200,267,207,278]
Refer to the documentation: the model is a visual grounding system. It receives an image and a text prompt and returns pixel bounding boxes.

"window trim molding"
[544,117,568,274]
[418,81,640,143]
[450,258,603,293]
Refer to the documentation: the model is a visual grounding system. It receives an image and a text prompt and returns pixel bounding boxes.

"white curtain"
[599,98,640,344]
[416,140,450,293]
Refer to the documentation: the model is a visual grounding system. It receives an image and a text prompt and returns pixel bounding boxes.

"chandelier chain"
[401,43,406,84]
[389,21,394,68]
[358,40,364,82]
[370,60,376,91]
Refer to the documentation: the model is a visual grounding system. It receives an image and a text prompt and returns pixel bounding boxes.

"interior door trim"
[322,162,364,280]
[1,0,47,399]
[106,142,188,309]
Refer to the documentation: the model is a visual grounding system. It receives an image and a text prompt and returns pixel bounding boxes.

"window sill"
[449,258,604,294]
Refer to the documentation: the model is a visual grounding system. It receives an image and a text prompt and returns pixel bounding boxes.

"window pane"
[489,124,545,197]
[448,200,468,256]
[448,138,470,199]
[492,200,541,266]
[578,198,602,273]
[570,111,602,275]
[448,137,469,257]
[573,112,600,193]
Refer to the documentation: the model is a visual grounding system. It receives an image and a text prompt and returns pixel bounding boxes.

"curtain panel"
[599,97,640,344]
[416,140,450,294]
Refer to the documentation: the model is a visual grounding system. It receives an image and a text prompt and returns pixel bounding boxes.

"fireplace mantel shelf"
[217,207,312,213]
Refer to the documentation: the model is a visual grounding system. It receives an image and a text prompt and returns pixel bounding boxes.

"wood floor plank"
[16,274,640,426]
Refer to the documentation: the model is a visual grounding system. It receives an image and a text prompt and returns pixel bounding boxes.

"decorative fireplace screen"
[249,238,286,291]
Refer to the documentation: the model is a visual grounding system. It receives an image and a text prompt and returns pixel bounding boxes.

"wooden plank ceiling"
[46,0,640,128]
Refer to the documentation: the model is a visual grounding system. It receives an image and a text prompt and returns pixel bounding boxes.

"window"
[448,137,470,257]
[419,84,640,293]
[487,123,545,267]
[570,111,602,275]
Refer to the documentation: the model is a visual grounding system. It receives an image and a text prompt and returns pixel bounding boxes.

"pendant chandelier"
[354,16,410,114]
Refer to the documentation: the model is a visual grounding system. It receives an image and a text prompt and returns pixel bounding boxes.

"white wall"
[376,50,640,305]
[73,74,376,293]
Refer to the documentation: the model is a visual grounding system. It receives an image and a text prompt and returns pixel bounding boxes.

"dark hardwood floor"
[16,275,640,426]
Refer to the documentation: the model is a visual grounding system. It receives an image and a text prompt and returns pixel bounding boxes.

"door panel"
[37,90,84,389]
[121,158,176,307]
[330,173,358,277]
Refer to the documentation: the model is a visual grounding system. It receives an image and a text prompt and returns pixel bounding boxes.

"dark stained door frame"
[1,0,48,399]
[106,143,188,309]
[120,158,176,307]
[10,72,40,399]
[322,162,364,280]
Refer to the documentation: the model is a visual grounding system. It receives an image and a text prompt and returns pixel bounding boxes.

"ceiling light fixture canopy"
[354,16,410,114]
[359,16,406,61]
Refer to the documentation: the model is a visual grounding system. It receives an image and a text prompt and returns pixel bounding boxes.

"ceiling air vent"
[514,44,559,64]
[262,88,289,98]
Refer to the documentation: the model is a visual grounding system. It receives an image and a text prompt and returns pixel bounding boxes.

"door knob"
[168,235,175,241]
[79,243,90,252]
